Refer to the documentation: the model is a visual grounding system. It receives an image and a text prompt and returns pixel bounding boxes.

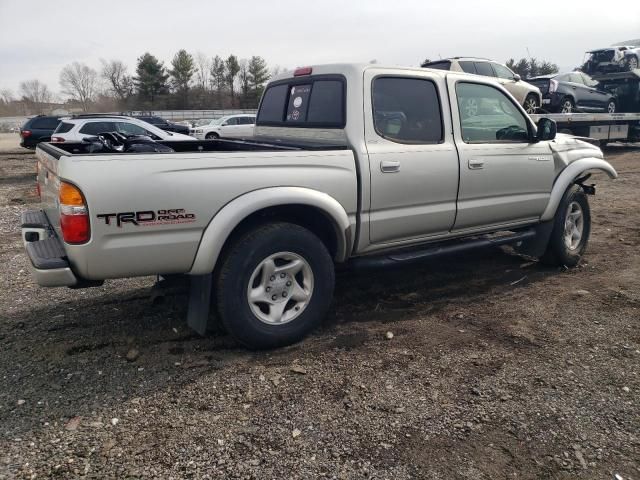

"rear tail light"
[21,130,32,138]
[59,181,90,244]
[51,136,65,143]
[549,79,558,93]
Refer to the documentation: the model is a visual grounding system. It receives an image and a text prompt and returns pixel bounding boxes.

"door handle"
[380,160,400,173]
[468,158,484,169]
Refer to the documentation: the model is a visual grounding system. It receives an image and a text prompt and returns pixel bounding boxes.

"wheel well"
[218,204,341,262]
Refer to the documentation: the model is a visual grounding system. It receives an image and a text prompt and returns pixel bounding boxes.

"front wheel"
[627,55,638,71]
[523,94,540,114]
[215,222,335,349]
[205,132,219,139]
[540,185,591,267]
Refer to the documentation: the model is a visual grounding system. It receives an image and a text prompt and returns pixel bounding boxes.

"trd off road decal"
[97,209,196,227]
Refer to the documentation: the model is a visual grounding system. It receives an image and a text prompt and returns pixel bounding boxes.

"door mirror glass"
[535,117,557,141]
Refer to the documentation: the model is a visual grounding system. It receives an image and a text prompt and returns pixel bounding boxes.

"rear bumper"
[21,210,78,287]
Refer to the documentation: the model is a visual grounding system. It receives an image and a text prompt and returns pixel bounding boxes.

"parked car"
[50,115,195,143]
[130,115,191,135]
[192,114,256,139]
[189,117,222,136]
[581,46,640,74]
[23,63,617,349]
[422,57,542,114]
[527,72,617,113]
[19,115,61,149]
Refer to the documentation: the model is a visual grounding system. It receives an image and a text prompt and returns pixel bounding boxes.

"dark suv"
[131,116,190,135]
[527,72,617,113]
[19,116,61,149]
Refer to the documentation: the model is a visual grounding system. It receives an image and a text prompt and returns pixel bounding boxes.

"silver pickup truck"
[23,63,617,349]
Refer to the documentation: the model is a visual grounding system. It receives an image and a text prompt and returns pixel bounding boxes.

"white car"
[50,116,195,143]
[192,114,256,140]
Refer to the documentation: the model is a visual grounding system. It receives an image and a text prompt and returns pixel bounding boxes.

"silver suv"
[422,57,542,114]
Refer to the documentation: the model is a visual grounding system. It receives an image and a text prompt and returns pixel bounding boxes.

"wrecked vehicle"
[582,46,640,74]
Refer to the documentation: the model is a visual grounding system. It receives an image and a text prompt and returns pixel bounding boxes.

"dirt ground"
[0,133,20,152]
[0,145,638,479]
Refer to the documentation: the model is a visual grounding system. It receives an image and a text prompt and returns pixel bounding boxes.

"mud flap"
[187,274,212,336]
[514,221,554,258]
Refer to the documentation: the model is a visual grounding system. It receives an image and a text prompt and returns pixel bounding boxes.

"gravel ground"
[0,146,638,479]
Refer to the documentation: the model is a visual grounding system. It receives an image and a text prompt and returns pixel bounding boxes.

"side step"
[349,229,537,270]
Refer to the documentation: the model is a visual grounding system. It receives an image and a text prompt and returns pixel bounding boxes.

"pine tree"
[169,50,195,108]
[248,56,270,105]
[134,53,169,106]
[225,55,240,106]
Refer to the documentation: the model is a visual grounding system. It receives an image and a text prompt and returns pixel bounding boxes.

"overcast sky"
[1,0,639,98]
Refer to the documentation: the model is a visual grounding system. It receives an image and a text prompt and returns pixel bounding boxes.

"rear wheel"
[523,94,540,114]
[559,97,575,113]
[205,132,219,139]
[215,222,335,349]
[627,55,638,71]
[540,185,591,267]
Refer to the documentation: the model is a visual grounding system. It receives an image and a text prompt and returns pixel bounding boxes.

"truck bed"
[41,137,349,158]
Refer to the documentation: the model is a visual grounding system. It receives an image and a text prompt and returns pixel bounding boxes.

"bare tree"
[19,80,52,113]
[0,89,13,104]
[60,62,98,111]
[100,59,133,103]
[194,52,211,91]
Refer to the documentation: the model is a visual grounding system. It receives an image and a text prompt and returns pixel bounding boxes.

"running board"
[349,229,537,269]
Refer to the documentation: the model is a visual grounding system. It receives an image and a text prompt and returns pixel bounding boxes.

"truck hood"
[549,133,604,172]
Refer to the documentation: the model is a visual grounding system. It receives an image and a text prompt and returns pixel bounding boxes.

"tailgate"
[35,144,62,237]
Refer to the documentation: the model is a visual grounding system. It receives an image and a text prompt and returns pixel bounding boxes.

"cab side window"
[372,77,443,144]
[456,82,530,143]
[225,117,239,126]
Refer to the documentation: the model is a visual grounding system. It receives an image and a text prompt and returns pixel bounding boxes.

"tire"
[558,97,575,113]
[606,99,616,114]
[215,222,335,349]
[540,185,591,267]
[205,132,219,139]
[523,94,540,114]
[627,55,638,71]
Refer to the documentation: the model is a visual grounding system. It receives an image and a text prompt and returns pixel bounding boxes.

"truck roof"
[269,63,451,83]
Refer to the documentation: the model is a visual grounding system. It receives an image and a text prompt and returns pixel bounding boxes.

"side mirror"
[535,117,557,142]
[221,122,228,126]
[513,74,521,82]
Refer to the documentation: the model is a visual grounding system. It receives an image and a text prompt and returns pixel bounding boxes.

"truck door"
[364,70,459,245]
[446,75,554,232]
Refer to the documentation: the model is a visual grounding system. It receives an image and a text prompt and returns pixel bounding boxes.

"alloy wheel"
[563,201,584,251]
[247,252,314,325]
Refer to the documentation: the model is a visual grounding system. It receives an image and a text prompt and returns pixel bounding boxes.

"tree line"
[0,54,561,117]
[0,51,276,116]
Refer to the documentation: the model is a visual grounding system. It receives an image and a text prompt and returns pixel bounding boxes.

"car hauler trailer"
[531,70,640,146]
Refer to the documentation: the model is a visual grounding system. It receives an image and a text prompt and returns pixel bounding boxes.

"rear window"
[257,76,345,128]
[423,61,451,71]
[79,121,117,135]
[31,117,60,129]
[53,122,74,134]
